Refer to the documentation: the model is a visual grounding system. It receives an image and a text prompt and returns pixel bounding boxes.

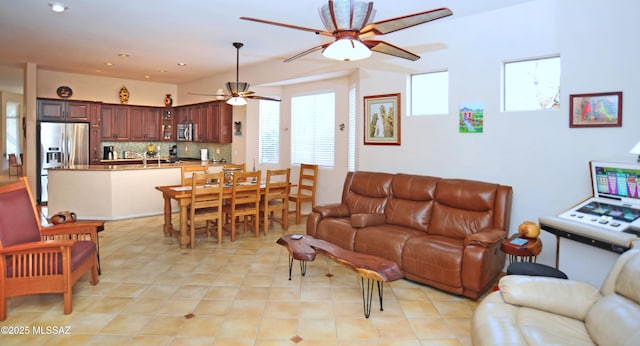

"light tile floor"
[0,212,485,345]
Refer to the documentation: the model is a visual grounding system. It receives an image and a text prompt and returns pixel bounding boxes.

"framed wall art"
[569,91,622,128]
[364,93,401,145]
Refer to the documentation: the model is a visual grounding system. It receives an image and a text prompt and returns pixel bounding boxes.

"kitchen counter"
[46,162,223,220]
[49,161,221,171]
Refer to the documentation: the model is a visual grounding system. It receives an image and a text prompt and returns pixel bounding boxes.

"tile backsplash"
[102,142,232,162]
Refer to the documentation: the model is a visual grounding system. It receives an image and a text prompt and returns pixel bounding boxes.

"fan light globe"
[323,39,371,61]
[227,97,247,106]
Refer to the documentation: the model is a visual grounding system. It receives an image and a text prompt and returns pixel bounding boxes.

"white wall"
[37,70,177,106]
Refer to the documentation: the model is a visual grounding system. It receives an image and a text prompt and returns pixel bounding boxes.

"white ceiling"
[0,0,532,86]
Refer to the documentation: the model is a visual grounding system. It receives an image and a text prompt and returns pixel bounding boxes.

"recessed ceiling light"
[177,62,187,67]
[118,53,129,58]
[95,69,102,73]
[104,62,114,66]
[48,2,68,13]
[144,75,151,79]
[159,69,168,73]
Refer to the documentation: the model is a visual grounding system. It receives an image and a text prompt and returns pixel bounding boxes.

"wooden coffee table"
[277,234,403,318]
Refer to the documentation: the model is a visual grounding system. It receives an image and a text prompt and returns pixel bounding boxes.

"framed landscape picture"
[569,92,622,128]
[364,93,401,145]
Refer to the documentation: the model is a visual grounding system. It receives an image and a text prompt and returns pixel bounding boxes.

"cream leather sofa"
[472,249,640,345]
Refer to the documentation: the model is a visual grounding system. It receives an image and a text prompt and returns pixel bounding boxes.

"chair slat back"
[190,172,224,210]
[230,171,261,207]
[297,164,318,198]
[0,179,42,248]
[265,168,290,203]
[181,165,208,186]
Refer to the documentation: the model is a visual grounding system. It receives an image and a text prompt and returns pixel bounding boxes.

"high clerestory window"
[503,56,561,111]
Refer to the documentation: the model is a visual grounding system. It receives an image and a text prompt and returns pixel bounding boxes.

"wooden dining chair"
[181,165,208,186]
[188,171,224,247]
[222,170,261,242]
[0,178,99,321]
[223,163,246,171]
[289,163,318,224]
[260,168,290,235]
[8,153,23,177]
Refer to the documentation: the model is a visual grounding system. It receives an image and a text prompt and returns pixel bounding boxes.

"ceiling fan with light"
[189,42,281,105]
[240,0,452,62]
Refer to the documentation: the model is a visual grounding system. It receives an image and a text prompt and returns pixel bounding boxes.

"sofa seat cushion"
[402,235,464,289]
[353,224,424,267]
[316,217,358,251]
[472,291,594,346]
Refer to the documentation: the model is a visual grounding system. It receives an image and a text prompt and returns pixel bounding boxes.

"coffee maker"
[103,146,114,160]
[169,145,178,162]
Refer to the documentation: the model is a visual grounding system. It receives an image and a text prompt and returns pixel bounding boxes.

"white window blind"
[259,100,280,164]
[348,87,356,171]
[291,92,335,167]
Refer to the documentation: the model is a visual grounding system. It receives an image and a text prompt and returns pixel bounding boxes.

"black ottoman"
[506,262,568,279]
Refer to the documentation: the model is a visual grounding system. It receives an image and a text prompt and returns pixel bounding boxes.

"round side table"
[500,233,542,263]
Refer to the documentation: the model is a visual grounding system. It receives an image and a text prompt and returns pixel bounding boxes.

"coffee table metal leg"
[288,255,307,280]
[361,278,384,318]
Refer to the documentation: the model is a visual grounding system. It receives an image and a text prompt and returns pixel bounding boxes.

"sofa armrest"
[313,203,351,218]
[464,228,506,247]
[350,213,386,228]
[499,275,601,321]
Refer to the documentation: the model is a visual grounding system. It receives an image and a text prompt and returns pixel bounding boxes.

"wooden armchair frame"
[0,178,99,321]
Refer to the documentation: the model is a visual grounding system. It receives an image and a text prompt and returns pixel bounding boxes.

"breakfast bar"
[47,162,221,220]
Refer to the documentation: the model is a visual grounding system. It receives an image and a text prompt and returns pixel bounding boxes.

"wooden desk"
[156,182,293,248]
[500,233,542,263]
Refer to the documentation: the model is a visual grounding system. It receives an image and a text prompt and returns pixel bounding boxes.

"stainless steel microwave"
[177,123,195,141]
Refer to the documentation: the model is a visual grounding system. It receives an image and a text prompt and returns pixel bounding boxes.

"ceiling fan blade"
[284,43,330,62]
[246,95,282,102]
[360,7,452,36]
[240,16,333,37]
[188,92,225,97]
[364,40,420,61]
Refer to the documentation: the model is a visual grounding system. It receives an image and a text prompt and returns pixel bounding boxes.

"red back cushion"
[0,187,41,248]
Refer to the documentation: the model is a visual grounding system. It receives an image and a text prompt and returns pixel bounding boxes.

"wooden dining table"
[155,181,293,248]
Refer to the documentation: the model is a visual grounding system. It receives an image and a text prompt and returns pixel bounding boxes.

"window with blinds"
[348,87,356,171]
[259,100,280,164]
[291,92,335,167]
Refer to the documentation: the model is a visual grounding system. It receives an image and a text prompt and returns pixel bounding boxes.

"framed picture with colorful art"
[364,93,401,145]
[569,91,622,128]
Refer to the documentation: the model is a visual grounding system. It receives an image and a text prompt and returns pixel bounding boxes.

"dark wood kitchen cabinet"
[37,98,93,121]
[101,105,130,140]
[90,127,102,164]
[129,106,161,141]
[174,101,232,143]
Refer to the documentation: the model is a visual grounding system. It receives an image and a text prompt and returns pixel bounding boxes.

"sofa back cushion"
[429,179,498,238]
[345,172,393,214]
[386,174,440,232]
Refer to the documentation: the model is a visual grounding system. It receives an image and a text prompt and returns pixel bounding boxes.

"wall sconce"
[234,121,242,136]
[630,140,640,162]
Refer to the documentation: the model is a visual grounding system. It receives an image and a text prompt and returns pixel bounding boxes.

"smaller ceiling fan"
[240,0,452,62]
[189,42,280,105]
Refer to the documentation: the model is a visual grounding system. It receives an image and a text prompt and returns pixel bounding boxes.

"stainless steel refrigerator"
[38,122,90,203]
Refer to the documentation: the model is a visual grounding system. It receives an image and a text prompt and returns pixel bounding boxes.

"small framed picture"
[364,93,401,145]
[569,92,622,128]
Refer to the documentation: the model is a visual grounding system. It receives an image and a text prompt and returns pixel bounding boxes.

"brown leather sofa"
[306,171,513,299]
